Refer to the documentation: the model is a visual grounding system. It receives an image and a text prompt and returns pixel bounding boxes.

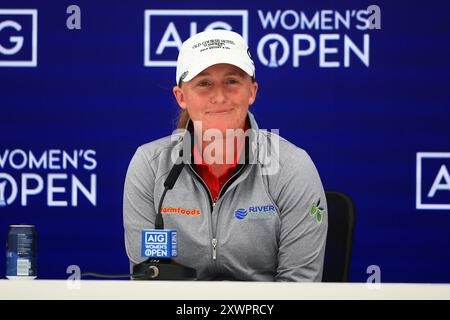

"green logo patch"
[310,199,324,223]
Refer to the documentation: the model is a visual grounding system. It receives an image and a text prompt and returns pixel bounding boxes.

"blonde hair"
[176,109,190,129]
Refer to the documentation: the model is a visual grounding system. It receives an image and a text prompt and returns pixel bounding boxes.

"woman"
[123,29,328,281]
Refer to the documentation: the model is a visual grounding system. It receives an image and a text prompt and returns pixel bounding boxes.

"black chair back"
[322,191,356,282]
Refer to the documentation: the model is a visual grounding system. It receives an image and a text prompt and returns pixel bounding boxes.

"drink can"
[6,225,37,279]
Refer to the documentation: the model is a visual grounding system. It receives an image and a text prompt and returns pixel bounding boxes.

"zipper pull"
[212,238,218,260]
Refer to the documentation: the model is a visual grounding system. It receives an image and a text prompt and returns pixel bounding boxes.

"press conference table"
[0,280,449,300]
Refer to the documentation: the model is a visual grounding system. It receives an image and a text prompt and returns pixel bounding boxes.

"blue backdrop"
[1,0,449,282]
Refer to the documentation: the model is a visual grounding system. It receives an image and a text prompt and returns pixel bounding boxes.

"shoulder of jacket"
[136,133,183,165]
[257,129,309,167]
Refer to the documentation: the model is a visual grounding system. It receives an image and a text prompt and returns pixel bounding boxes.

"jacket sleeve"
[123,146,157,265]
[273,148,328,282]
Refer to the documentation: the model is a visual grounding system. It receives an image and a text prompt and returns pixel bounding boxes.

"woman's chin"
[203,122,240,134]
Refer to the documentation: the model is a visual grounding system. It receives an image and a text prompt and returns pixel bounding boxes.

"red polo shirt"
[193,121,249,203]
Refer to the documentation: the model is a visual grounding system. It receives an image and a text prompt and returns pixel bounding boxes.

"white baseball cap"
[175,29,255,85]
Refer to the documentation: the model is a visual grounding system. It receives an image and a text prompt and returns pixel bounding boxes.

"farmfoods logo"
[235,205,277,220]
[0,149,97,207]
[161,206,201,216]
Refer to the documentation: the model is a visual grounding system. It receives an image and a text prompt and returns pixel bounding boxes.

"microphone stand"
[132,154,197,280]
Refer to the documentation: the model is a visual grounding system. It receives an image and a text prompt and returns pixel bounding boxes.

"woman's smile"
[205,108,234,116]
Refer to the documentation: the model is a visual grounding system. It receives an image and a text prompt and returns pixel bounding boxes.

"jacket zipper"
[212,238,218,260]
[187,163,248,261]
[187,163,214,211]
[217,164,247,200]
[187,164,218,261]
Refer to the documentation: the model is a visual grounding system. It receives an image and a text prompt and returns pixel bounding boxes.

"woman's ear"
[248,80,258,106]
[173,86,187,109]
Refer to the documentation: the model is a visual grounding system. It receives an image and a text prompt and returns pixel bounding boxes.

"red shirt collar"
[192,119,250,203]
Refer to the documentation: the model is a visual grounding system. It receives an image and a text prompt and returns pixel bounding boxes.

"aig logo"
[145,232,168,245]
[416,152,450,210]
[144,9,248,67]
[0,9,37,67]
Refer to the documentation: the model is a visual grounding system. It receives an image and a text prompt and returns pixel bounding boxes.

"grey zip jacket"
[123,111,328,281]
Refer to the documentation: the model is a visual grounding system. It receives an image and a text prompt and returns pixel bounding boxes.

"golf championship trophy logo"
[0,181,6,206]
[268,42,279,67]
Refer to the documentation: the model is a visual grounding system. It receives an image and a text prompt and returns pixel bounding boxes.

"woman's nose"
[210,85,226,104]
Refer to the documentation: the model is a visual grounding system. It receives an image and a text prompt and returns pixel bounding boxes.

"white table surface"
[0,280,449,300]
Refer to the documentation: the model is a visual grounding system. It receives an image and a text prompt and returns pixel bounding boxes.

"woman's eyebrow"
[197,71,210,77]
[195,71,246,78]
[224,71,246,78]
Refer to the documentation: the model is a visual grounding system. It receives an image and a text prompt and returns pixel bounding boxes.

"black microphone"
[132,150,197,280]
[155,161,185,230]
[80,151,196,280]
[164,161,185,189]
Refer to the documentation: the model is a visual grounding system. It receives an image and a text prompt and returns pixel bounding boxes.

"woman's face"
[173,63,258,134]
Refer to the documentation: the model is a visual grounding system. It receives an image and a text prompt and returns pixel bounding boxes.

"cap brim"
[180,54,254,83]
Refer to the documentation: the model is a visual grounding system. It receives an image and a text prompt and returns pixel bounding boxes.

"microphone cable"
[80,268,157,279]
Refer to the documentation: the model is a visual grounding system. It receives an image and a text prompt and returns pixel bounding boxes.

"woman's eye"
[198,81,211,87]
[226,78,239,85]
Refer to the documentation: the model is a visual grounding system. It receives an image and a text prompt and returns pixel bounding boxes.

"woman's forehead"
[196,64,247,78]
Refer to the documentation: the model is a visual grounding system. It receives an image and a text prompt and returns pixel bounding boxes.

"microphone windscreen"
[141,229,177,258]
